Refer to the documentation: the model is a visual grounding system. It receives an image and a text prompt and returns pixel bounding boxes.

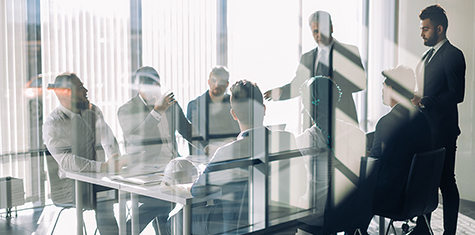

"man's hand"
[154,92,177,114]
[102,153,129,173]
[264,88,282,101]
[411,95,422,106]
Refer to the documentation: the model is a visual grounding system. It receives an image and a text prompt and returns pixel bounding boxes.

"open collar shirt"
[43,104,120,177]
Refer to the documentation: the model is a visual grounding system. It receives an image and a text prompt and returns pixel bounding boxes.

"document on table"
[110,172,164,186]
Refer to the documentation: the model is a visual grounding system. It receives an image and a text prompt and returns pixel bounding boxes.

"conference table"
[63,170,194,235]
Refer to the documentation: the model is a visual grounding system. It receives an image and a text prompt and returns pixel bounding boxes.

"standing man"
[412,4,466,235]
[264,10,366,126]
[186,66,240,155]
[43,73,126,235]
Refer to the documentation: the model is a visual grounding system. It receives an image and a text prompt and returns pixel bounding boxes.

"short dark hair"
[210,66,229,80]
[134,66,160,85]
[419,4,448,33]
[47,72,80,89]
[230,80,264,124]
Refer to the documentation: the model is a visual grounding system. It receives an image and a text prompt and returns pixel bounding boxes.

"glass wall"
[1,0,474,234]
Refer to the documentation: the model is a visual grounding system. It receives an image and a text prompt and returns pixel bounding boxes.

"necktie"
[424,48,434,66]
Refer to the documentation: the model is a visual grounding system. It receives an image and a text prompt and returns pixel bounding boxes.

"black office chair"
[297,156,380,235]
[374,148,446,235]
[45,154,97,235]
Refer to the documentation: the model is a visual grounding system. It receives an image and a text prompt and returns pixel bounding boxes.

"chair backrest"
[403,148,446,219]
[45,153,76,207]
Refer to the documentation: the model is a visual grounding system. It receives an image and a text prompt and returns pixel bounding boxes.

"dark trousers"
[416,135,459,235]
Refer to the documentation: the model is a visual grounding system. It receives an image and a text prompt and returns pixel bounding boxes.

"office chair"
[297,156,380,235]
[374,148,446,235]
[46,154,97,235]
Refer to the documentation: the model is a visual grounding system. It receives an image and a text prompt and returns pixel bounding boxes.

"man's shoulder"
[441,41,465,58]
[211,139,244,162]
[376,107,401,128]
[187,91,208,107]
[302,48,317,58]
[118,95,142,113]
[44,107,65,124]
[332,41,361,58]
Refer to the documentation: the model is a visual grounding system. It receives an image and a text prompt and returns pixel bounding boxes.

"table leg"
[131,193,139,234]
[379,216,385,235]
[75,180,83,235]
[118,190,127,235]
[183,204,191,235]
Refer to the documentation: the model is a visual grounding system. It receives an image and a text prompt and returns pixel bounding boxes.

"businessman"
[371,66,432,214]
[186,66,240,155]
[43,73,126,234]
[264,10,366,126]
[412,5,466,235]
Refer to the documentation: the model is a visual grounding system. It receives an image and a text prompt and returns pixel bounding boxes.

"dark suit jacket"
[118,95,205,162]
[186,90,240,154]
[370,104,432,213]
[416,40,466,138]
[278,40,366,124]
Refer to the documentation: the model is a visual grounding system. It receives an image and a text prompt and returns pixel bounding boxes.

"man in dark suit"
[411,5,466,235]
[186,66,240,155]
[264,10,366,126]
[370,66,432,214]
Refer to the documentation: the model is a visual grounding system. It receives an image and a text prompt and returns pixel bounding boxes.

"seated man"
[370,65,432,213]
[43,73,128,235]
[186,66,241,155]
[296,76,366,227]
[118,66,209,234]
[176,80,298,234]
[118,66,207,164]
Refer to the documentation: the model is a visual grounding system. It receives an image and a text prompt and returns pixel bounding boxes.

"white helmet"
[163,158,199,185]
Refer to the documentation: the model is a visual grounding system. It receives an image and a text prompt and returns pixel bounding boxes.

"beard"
[424,33,438,47]
[74,100,90,110]
[210,87,225,97]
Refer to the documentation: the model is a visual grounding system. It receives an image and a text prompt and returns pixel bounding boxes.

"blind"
[0,0,29,177]
[40,0,131,144]
[142,0,218,109]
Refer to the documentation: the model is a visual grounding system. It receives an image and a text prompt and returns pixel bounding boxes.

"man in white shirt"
[43,73,126,235]
[189,80,299,234]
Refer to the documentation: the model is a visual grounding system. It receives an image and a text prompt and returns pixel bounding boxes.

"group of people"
[42,3,465,235]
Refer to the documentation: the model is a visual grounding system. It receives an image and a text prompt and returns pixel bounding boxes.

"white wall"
[398,0,475,201]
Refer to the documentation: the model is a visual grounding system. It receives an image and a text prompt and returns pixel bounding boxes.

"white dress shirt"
[315,40,335,74]
[43,104,120,177]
